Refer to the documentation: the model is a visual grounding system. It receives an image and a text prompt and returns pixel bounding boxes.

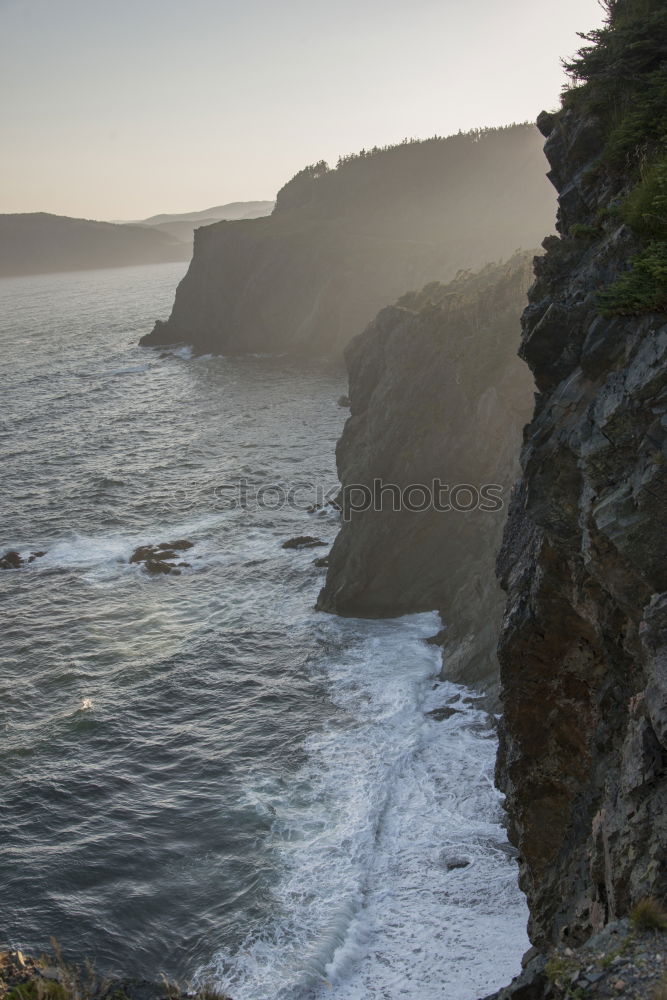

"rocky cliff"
[316,254,534,693]
[140,126,555,356]
[490,0,667,993]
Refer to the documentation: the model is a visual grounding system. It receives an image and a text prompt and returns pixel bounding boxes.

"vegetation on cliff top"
[274,125,539,222]
[563,0,667,315]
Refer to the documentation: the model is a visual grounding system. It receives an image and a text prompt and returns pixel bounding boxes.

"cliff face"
[140,127,555,356]
[317,255,534,693]
[495,0,667,963]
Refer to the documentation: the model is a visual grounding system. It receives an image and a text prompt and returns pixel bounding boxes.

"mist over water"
[0,263,527,998]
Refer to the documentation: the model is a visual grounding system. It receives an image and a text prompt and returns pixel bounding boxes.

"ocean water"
[0,262,528,999]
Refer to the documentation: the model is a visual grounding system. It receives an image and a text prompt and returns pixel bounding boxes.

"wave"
[12,516,225,579]
[196,612,527,1000]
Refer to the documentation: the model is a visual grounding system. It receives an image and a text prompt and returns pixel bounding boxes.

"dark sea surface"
[0,262,528,999]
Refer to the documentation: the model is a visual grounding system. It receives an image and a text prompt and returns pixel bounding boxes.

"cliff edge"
[140,127,555,356]
[317,254,535,694]
[493,0,667,989]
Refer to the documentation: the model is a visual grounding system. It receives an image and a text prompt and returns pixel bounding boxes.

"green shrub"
[569,222,600,241]
[7,983,68,1000]
[563,1,667,171]
[622,153,667,240]
[598,243,667,315]
[652,976,667,1000]
[560,1,667,316]
[630,896,667,932]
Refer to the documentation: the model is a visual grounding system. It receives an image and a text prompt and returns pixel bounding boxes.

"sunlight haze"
[1,0,604,218]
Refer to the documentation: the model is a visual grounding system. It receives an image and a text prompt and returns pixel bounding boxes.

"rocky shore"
[485,915,667,999]
[0,949,232,1000]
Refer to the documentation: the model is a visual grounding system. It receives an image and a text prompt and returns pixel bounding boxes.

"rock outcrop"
[141,126,555,356]
[317,254,535,693]
[494,0,667,975]
[281,536,327,550]
[0,949,234,1000]
[129,539,193,575]
[0,549,46,569]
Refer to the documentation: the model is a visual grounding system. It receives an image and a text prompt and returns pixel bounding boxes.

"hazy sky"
[0,0,604,220]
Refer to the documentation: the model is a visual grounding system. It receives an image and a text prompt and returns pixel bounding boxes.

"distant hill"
[132,202,274,246]
[142,125,556,356]
[137,202,274,227]
[0,213,191,277]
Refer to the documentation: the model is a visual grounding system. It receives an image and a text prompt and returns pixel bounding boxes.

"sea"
[0,261,528,1000]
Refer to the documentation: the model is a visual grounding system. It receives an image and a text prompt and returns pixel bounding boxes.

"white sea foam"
[198,612,528,1000]
[36,535,132,570]
[105,363,153,376]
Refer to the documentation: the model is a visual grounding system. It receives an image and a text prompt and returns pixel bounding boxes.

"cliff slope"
[317,254,534,693]
[141,126,555,356]
[493,0,667,980]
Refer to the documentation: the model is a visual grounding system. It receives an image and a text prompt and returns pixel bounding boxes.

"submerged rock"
[129,540,194,575]
[281,536,327,549]
[0,550,46,570]
[0,550,23,569]
[427,705,461,721]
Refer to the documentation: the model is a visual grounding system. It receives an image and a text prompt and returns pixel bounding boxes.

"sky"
[0,0,605,220]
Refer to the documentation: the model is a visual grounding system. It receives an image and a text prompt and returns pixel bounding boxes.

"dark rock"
[307,500,342,514]
[427,706,461,721]
[496,99,667,958]
[0,550,23,569]
[0,949,234,1000]
[143,558,172,575]
[129,545,154,564]
[157,539,193,551]
[281,536,327,549]
[480,952,548,999]
[441,853,471,870]
[129,541,194,575]
[337,394,350,407]
[313,555,330,567]
[27,551,46,563]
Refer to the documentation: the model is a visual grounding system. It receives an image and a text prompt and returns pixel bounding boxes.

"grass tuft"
[630,897,667,932]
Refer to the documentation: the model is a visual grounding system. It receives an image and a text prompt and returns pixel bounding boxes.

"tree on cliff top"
[563,0,667,315]
[273,125,540,222]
